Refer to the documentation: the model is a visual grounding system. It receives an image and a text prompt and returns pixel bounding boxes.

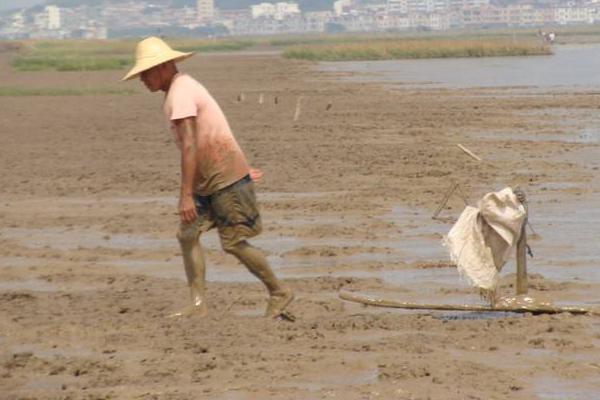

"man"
[123,37,293,318]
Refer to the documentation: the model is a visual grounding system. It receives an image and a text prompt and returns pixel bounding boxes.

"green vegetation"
[172,39,253,53]
[0,87,135,96]
[12,56,130,72]
[283,39,552,61]
[11,38,254,72]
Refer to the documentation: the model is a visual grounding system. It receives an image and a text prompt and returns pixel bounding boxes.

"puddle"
[0,256,58,268]
[0,227,172,251]
[258,191,341,202]
[533,182,582,191]
[535,376,600,400]
[0,279,57,292]
[435,311,523,321]
[277,362,379,392]
[0,278,99,293]
[477,130,599,144]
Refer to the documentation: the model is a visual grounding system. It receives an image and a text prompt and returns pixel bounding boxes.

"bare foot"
[265,288,294,318]
[168,303,208,318]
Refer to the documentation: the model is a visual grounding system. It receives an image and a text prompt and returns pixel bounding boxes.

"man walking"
[123,37,293,318]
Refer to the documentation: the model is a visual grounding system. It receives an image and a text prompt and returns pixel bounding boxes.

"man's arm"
[174,117,198,223]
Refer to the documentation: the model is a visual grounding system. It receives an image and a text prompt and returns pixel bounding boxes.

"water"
[535,376,600,400]
[320,44,600,89]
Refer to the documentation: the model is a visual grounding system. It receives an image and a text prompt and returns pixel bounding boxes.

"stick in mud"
[516,194,529,295]
[432,181,459,219]
[293,96,303,121]
[457,144,482,162]
[339,291,596,315]
[237,92,245,102]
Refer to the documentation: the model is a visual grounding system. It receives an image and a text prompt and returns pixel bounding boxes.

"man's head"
[140,61,177,92]
[122,36,193,86]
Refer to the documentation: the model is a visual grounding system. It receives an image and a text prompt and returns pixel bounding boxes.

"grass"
[172,39,253,53]
[12,56,130,72]
[283,39,552,61]
[0,87,135,96]
[11,38,255,72]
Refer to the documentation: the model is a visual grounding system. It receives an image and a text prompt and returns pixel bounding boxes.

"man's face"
[140,65,164,92]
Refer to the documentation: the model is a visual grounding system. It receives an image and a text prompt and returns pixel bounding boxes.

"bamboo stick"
[516,218,528,296]
[457,144,482,162]
[293,96,303,121]
[339,291,594,315]
[432,181,459,219]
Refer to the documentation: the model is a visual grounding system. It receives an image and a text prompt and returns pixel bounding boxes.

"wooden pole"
[432,181,459,219]
[457,144,483,162]
[339,291,594,315]
[516,214,528,295]
[293,96,303,122]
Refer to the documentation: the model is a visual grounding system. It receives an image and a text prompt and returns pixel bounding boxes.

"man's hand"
[179,194,198,224]
[250,167,263,183]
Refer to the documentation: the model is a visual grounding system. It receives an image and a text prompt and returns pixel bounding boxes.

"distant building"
[387,0,409,15]
[251,2,300,20]
[33,5,62,30]
[334,0,353,16]
[197,0,215,22]
[46,5,61,30]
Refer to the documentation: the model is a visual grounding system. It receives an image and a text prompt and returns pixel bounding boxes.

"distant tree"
[325,22,345,33]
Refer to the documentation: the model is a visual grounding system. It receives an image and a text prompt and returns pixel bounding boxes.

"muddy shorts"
[178,174,263,250]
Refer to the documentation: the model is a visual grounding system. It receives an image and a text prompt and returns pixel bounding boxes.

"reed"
[283,39,552,61]
[12,38,254,72]
[12,56,130,72]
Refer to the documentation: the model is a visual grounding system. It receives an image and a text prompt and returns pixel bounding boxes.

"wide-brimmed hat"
[122,36,194,81]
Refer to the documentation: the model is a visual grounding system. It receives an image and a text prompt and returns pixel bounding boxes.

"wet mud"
[1,52,600,399]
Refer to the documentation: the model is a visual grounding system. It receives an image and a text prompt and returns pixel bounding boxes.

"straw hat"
[122,37,194,81]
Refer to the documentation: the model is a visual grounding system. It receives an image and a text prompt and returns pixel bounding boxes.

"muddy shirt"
[163,73,249,196]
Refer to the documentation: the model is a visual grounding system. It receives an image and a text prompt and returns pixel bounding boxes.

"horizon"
[0,0,46,11]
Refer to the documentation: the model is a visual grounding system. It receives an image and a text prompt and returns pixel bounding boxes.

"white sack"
[443,187,526,291]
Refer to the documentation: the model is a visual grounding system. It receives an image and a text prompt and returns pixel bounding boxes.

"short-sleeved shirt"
[163,73,249,196]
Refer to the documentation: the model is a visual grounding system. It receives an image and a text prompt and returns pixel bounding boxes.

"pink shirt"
[163,73,249,196]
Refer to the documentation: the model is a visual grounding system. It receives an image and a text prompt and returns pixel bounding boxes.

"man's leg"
[225,240,294,317]
[171,221,209,317]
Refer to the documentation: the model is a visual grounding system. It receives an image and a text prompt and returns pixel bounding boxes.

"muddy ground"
[1,50,600,399]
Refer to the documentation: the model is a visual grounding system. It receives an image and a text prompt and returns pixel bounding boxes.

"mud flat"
[1,49,600,399]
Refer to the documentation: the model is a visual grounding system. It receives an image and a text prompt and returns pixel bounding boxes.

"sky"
[0,0,46,11]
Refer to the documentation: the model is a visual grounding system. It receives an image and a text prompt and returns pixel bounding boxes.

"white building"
[46,5,61,30]
[33,5,61,30]
[406,0,450,14]
[251,3,275,18]
[554,6,595,24]
[334,0,353,16]
[251,2,300,20]
[197,0,215,22]
[387,0,408,15]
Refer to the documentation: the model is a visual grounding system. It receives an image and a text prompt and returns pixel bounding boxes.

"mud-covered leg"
[170,221,208,318]
[225,240,294,318]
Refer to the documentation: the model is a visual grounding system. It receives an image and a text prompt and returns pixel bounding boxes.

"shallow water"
[535,376,600,400]
[320,44,600,89]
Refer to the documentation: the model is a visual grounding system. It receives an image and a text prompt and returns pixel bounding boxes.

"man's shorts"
[178,174,263,250]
